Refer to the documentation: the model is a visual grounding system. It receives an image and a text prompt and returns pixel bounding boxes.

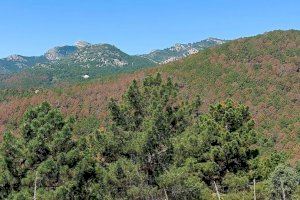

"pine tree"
[171,99,258,189]
[104,73,201,196]
[0,102,82,199]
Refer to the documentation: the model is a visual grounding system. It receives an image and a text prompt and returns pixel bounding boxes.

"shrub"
[269,164,298,200]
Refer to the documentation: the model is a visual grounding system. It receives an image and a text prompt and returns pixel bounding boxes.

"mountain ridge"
[141,37,226,64]
[0,37,225,75]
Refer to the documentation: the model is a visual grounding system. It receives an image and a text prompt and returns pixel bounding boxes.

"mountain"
[1,30,298,162]
[0,54,47,74]
[0,38,226,88]
[0,41,156,74]
[0,42,156,87]
[142,37,226,64]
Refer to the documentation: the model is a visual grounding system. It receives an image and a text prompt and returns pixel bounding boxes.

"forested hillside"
[1,74,299,199]
[1,30,299,159]
[158,30,300,162]
[0,30,299,199]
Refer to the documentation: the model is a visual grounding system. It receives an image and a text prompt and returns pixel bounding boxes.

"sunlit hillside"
[1,30,299,162]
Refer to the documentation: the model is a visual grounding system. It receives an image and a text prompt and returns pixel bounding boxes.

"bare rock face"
[6,54,27,62]
[171,44,187,52]
[207,37,226,44]
[44,48,60,61]
[44,46,78,61]
[75,41,91,48]
[188,48,199,55]
[161,57,180,64]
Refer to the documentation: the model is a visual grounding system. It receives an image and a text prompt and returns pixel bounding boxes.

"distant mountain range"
[0,42,152,74]
[142,38,226,64]
[0,38,226,88]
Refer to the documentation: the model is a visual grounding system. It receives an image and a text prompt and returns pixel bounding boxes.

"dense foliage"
[1,74,298,199]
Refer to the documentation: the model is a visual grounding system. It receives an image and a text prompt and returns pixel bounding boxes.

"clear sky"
[0,0,299,57]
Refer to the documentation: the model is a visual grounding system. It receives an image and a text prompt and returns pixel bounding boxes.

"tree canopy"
[0,73,298,199]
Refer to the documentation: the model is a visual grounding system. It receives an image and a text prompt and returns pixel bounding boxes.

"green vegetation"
[0,89,34,102]
[1,58,156,89]
[0,74,298,199]
[269,164,298,200]
[158,29,300,161]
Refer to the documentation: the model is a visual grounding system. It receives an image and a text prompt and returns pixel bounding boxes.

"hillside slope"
[159,30,300,161]
[0,30,299,161]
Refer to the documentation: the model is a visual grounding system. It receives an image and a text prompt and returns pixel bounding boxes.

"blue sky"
[0,0,299,57]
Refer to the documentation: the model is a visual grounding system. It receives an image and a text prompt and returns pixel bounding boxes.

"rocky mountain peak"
[6,54,26,62]
[75,41,91,48]
[207,37,226,44]
[171,44,186,52]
